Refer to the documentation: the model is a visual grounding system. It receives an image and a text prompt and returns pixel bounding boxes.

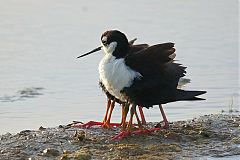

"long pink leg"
[112,104,170,141]
[112,103,133,140]
[159,104,169,129]
[102,99,116,128]
[103,99,111,122]
[138,106,146,125]
[135,104,169,133]
[72,98,120,128]
[147,104,169,132]
[113,104,153,140]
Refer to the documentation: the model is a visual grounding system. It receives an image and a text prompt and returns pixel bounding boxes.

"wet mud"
[0,114,239,160]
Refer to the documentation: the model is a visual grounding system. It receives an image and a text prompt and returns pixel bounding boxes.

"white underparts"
[99,52,142,102]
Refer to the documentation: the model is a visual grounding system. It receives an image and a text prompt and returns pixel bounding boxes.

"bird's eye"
[102,39,107,45]
[101,36,108,45]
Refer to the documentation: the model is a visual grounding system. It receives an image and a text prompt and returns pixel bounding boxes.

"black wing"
[129,44,149,53]
[121,43,206,107]
[125,43,176,74]
[125,42,186,82]
[128,38,149,54]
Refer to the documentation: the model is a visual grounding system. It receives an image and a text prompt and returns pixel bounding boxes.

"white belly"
[98,54,142,102]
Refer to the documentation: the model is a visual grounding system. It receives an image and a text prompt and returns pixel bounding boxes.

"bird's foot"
[72,121,121,129]
[102,122,121,129]
[72,121,103,128]
[132,129,151,134]
[112,131,131,141]
[132,127,162,135]
[155,121,169,129]
[162,122,169,129]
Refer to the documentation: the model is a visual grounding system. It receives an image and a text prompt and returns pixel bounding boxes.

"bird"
[77,30,206,140]
[74,38,148,129]
[77,37,190,130]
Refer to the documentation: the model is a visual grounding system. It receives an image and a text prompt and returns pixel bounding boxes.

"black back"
[122,41,205,107]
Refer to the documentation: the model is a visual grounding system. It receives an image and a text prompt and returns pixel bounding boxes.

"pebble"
[42,148,60,157]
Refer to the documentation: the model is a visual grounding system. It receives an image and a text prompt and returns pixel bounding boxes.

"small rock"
[42,148,60,157]
[232,137,240,144]
[1,149,6,154]
[182,124,193,129]
[199,130,211,138]
[63,150,72,154]
[164,132,182,142]
[61,149,92,160]
[73,130,86,141]
[39,126,46,131]
[59,125,64,128]
[19,130,31,135]
[155,123,161,128]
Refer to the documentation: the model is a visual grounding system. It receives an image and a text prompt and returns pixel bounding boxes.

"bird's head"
[77,30,129,59]
[101,30,129,58]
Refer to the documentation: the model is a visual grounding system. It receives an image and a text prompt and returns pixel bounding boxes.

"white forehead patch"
[102,36,107,42]
[169,53,176,60]
[102,42,117,55]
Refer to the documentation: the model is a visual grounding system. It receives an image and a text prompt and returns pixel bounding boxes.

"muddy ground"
[0,114,239,160]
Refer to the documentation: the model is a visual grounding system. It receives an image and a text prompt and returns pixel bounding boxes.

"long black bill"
[77,46,102,58]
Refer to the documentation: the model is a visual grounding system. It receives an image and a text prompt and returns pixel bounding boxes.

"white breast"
[98,54,142,102]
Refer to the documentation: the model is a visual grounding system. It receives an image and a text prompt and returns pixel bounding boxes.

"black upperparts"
[121,76,206,107]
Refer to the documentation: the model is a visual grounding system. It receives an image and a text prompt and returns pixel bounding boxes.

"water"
[0,0,239,134]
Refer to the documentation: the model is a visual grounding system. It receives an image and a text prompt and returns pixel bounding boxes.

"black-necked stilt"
[75,38,148,129]
[77,30,206,140]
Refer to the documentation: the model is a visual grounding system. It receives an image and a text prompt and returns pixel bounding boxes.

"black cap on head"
[101,30,129,58]
[77,30,129,59]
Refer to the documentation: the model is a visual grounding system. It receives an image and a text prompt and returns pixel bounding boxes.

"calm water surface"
[0,0,239,134]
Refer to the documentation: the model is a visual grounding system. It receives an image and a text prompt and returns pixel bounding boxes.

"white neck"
[98,53,142,102]
[101,42,117,55]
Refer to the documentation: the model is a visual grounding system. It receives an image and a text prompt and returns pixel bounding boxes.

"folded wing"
[125,42,186,87]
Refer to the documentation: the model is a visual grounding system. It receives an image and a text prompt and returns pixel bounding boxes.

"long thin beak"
[77,46,102,58]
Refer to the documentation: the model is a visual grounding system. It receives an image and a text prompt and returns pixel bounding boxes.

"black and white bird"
[76,38,148,129]
[78,30,206,139]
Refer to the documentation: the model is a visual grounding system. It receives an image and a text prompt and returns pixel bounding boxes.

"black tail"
[176,90,206,101]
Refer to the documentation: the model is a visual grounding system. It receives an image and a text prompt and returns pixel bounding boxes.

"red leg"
[112,103,134,140]
[113,105,170,141]
[72,98,120,128]
[120,103,130,129]
[102,99,116,128]
[138,106,146,125]
[132,108,160,134]
[103,99,111,122]
[129,105,169,134]
[72,121,103,128]
[119,104,125,126]
[131,107,152,135]
[159,104,169,129]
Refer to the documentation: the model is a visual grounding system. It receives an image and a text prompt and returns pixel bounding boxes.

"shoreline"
[0,114,239,159]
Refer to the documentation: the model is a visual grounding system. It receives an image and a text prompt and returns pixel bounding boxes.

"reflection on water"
[0,87,44,102]
[0,0,239,134]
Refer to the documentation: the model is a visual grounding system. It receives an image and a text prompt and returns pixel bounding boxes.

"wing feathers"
[125,42,183,76]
